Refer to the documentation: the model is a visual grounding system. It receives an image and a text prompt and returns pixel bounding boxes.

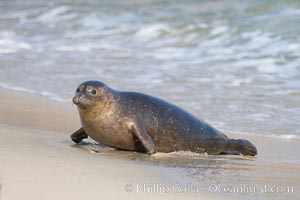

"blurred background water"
[0,0,299,140]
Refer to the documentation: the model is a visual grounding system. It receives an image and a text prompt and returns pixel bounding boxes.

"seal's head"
[73,80,114,110]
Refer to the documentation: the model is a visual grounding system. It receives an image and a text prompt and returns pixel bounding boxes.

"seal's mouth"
[72,95,82,105]
[72,94,95,109]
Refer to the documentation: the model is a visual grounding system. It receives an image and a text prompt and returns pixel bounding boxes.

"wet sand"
[0,89,299,199]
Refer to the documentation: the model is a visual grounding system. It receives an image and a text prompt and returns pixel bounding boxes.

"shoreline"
[0,88,299,199]
[0,88,223,200]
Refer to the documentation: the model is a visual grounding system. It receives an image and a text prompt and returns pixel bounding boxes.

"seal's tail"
[224,139,257,156]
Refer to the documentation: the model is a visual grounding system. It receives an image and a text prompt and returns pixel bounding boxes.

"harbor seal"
[71,80,257,156]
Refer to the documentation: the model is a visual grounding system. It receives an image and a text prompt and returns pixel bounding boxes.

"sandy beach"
[0,89,227,200]
[0,89,299,200]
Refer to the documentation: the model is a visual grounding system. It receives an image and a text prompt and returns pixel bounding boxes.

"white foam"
[229,78,253,87]
[243,31,274,50]
[272,89,299,95]
[229,130,300,141]
[168,151,208,157]
[55,45,92,52]
[197,22,208,29]
[152,48,185,60]
[287,43,300,50]
[0,83,36,94]
[275,134,300,140]
[210,25,229,36]
[241,30,262,39]
[81,15,103,27]
[256,59,279,74]
[36,6,75,23]
[0,83,69,102]
[214,74,235,82]
[54,42,120,52]
[247,113,271,122]
[0,31,31,54]
[135,24,169,41]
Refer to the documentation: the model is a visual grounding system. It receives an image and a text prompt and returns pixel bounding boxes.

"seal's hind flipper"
[70,127,88,144]
[224,139,257,156]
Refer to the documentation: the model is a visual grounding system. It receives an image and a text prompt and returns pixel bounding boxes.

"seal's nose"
[73,94,81,105]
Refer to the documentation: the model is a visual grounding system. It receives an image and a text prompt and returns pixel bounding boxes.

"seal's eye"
[76,88,80,93]
[88,89,97,95]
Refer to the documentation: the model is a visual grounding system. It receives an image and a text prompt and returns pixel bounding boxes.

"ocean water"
[0,0,299,142]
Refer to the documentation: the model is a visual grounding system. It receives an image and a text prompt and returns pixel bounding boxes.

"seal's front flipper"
[131,124,157,155]
[225,139,257,156]
[70,127,88,144]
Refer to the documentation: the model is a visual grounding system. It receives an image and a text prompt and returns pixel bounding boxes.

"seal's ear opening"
[95,86,109,97]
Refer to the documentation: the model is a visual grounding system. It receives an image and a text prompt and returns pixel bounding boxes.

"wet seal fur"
[71,81,257,156]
